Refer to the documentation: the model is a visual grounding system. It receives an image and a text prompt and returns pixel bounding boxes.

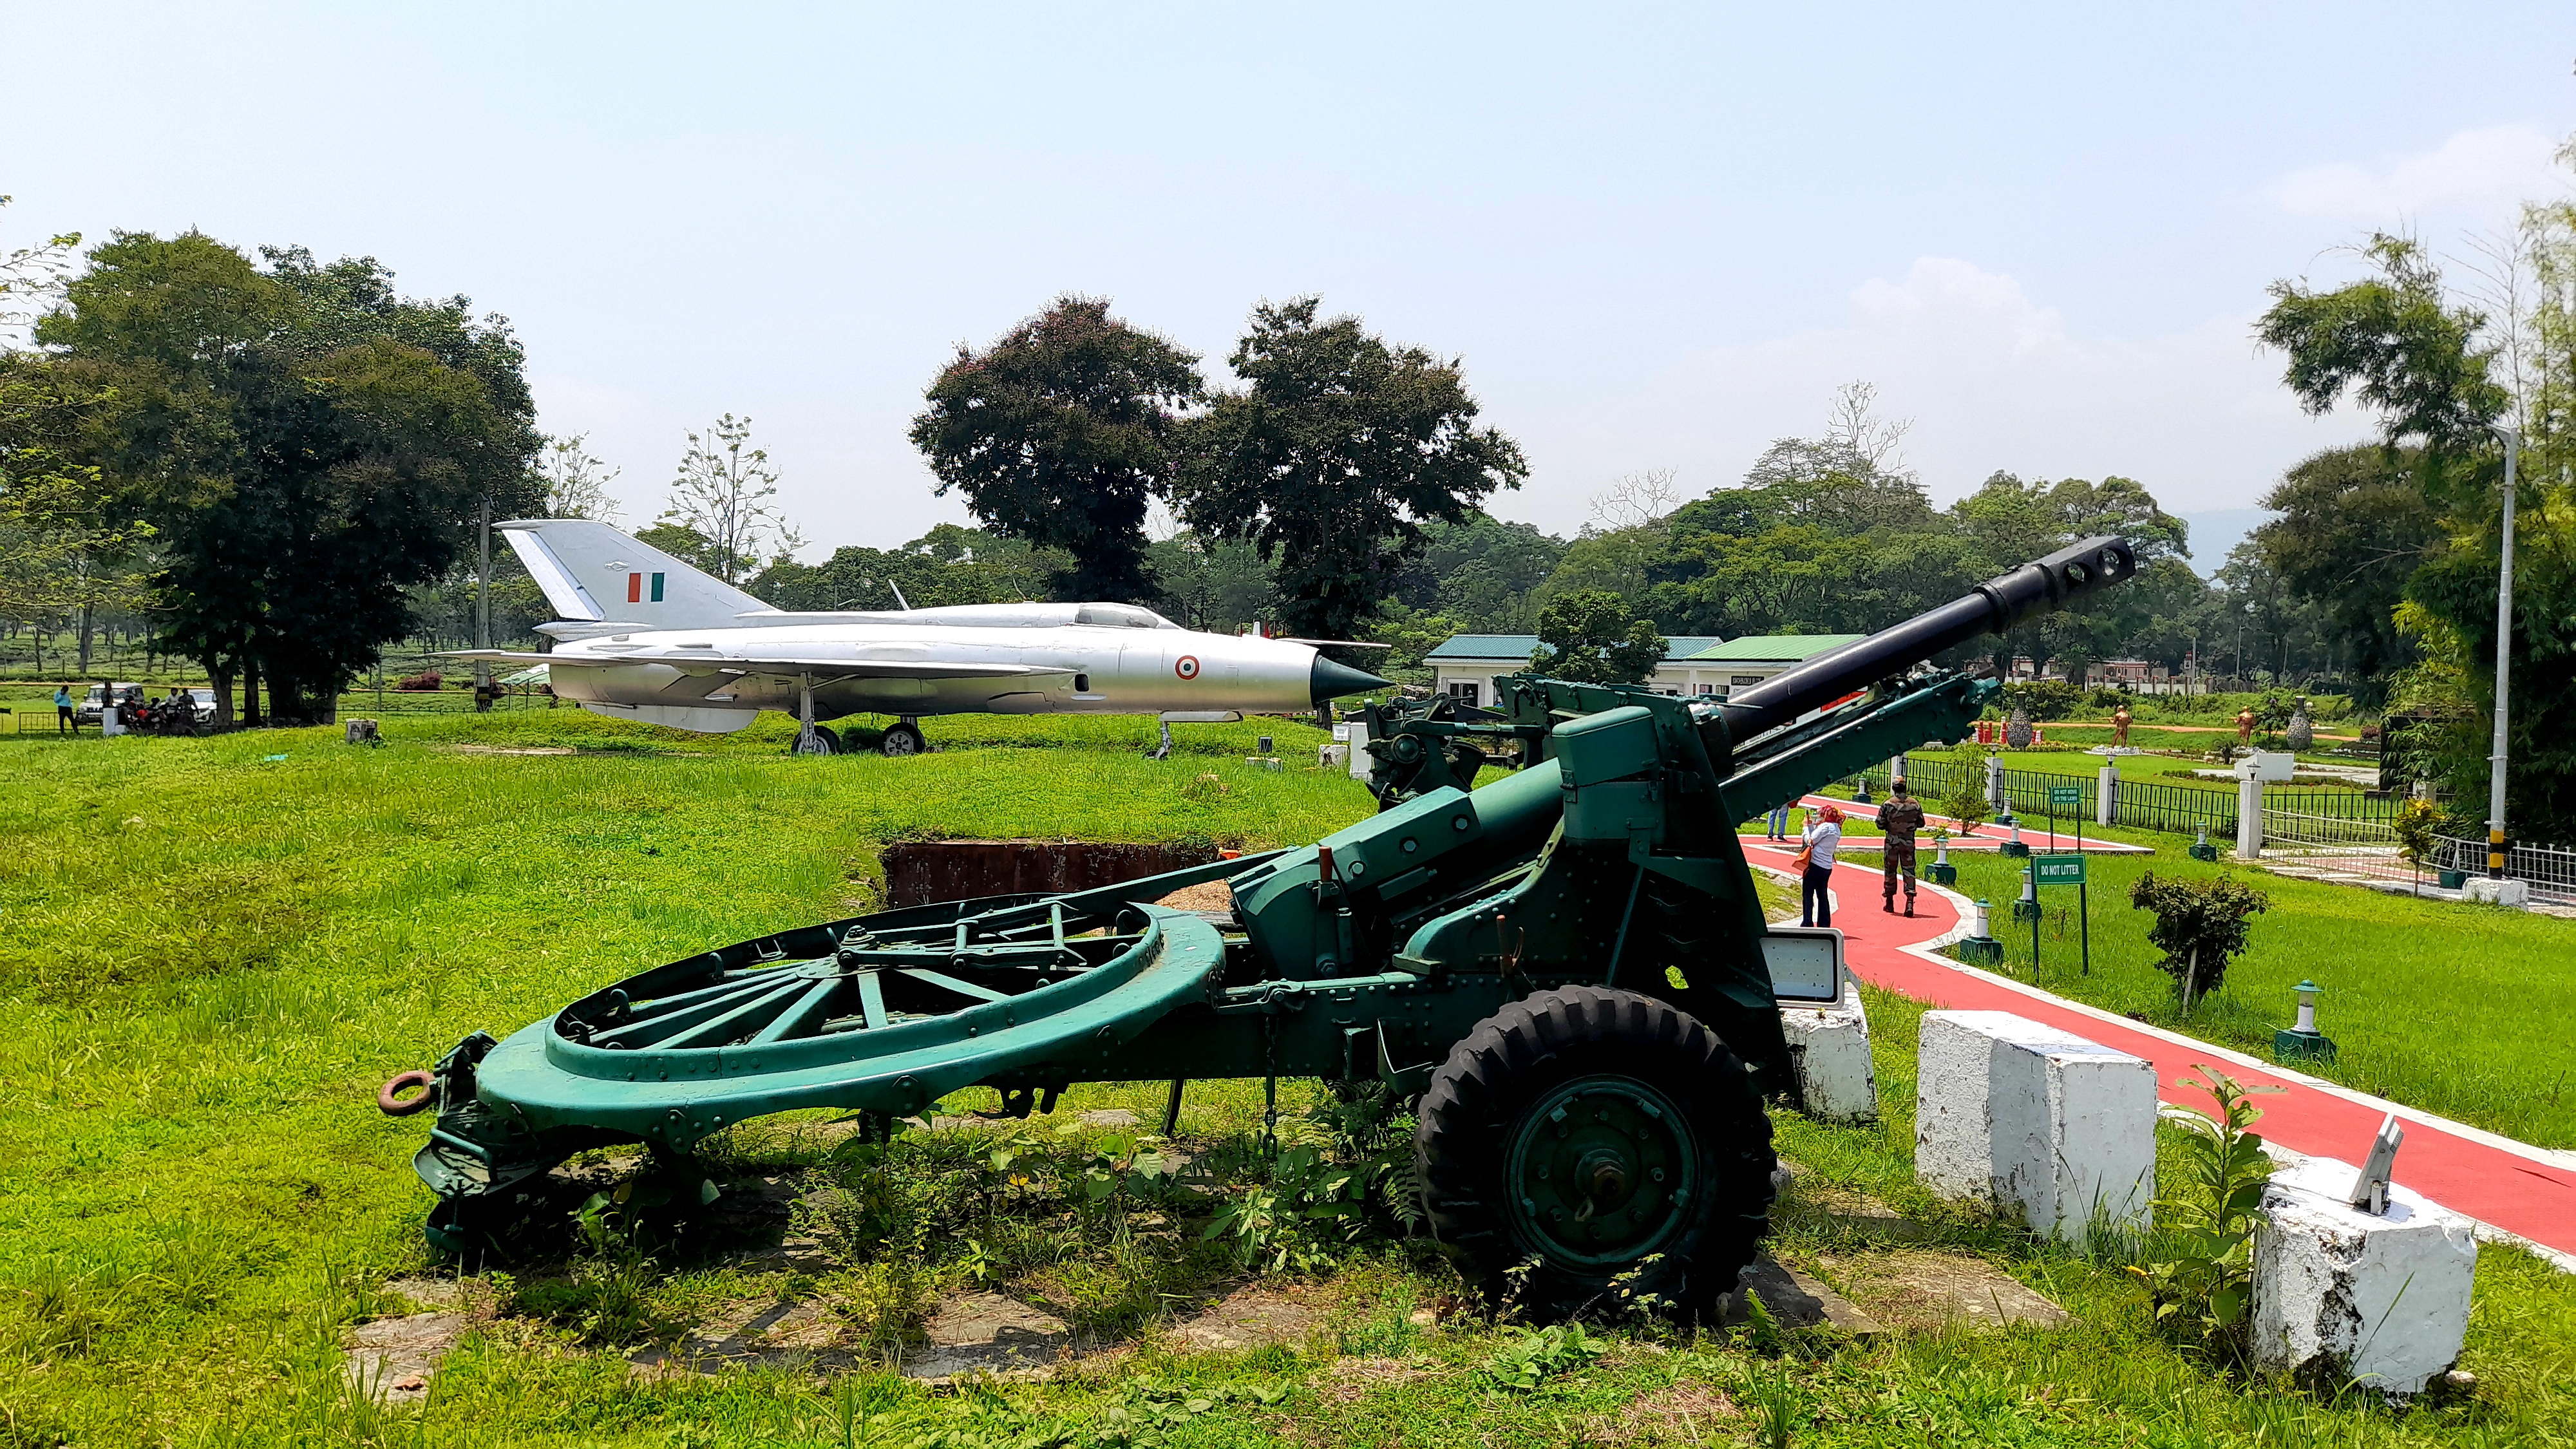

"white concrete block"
[1318,743,1350,770]
[1915,1010,2157,1244]
[2237,750,2297,783]
[2251,1155,2477,1396]
[1343,722,1372,781]
[1780,981,1877,1124]
[2463,876,2529,907]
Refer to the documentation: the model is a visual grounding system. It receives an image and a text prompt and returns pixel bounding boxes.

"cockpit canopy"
[1074,603,1178,630]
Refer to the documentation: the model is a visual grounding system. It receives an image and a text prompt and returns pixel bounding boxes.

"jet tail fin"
[497,519,772,631]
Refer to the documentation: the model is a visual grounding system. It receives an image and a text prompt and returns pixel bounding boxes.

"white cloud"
[1511,257,2371,532]
[2272,124,2566,223]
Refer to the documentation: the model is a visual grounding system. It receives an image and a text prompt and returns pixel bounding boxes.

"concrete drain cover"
[1817,1249,2071,1331]
[904,1291,1077,1381]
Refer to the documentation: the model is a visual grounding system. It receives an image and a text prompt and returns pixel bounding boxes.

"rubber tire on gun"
[1415,985,1776,1320]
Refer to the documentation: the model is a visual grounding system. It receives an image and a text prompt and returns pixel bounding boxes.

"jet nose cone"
[1309,653,1391,704]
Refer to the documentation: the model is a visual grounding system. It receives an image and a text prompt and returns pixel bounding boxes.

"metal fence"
[1852,753,2405,843]
[2430,835,2576,904]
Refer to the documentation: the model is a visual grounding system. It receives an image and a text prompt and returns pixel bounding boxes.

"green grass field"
[1849,838,2576,1150]
[5,710,2573,1446]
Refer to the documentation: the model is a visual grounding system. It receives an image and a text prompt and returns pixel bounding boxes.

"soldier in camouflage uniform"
[1879,778,1927,916]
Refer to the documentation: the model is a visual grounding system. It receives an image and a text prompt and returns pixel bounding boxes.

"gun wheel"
[1415,986,1774,1320]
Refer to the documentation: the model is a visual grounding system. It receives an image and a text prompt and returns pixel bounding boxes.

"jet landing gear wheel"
[880,721,925,757]
[1415,986,1776,1320]
[791,724,841,755]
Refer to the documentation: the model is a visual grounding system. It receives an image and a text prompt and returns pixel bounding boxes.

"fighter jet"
[443,519,1391,756]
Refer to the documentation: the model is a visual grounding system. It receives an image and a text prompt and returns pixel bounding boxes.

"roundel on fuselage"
[1175,654,1200,680]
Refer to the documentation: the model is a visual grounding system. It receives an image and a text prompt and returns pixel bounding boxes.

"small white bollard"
[1915,1010,2156,1244]
[1343,722,1372,781]
[2237,773,2262,859]
[1779,981,1877,1124]
[1985,753,2004,810]
[2097,764,2117,826]
[2251,1155,2477,1396]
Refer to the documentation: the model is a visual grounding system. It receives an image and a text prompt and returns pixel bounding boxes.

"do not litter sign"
[2034,853,2087,885]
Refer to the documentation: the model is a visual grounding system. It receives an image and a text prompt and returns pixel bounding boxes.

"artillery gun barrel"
[1718,535,2138,739]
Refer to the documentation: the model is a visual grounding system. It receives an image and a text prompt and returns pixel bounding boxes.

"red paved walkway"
[1750,840,2576,1265]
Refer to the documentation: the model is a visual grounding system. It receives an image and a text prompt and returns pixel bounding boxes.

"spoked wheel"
[880,722,925,757]
[791,724,842,756]
[1416,986,1776,1320]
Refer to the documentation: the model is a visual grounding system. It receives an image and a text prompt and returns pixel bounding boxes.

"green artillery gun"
[388,538,2137,1316]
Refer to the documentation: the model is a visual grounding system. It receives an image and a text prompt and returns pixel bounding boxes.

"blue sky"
[8,4,2571,560]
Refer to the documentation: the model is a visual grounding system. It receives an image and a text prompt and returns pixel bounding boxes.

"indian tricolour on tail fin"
[498,519,772,632]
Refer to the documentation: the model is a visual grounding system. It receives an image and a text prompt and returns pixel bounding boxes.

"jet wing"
[438,649,1075,681]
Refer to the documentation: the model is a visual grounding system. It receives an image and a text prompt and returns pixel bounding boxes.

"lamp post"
[2486,427,2518,880]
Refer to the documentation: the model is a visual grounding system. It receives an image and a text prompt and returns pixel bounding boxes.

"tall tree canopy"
[752,524,1063,613]
[909,296,1202,603]
[1529,588,1661,685]
[2250,445,2445,696]
[31,231,540,722]
[1179,298,1528,641]
[2257,209,2576,838]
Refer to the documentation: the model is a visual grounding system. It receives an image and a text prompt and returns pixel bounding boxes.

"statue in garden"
[2005,703,2033,749]
[2286,697,2312,752]
[2111,703,2132,748]
[2235,706,2255,745]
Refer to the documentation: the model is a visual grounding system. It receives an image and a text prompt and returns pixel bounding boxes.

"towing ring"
[378,1070,437,1117]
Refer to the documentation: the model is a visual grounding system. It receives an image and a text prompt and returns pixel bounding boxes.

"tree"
[0,196,80,347]
[1385,512,1564,632]
[0,364,155,636]
[1146,530,1276,632]
[1529,588,1661,685]
[663,414,797,582]
[35,231,542,723]
[540,433,623,521]
[2251,446,2443,699]
[2259,235,2510,488]
[751,524,1063,612]
[2257,200,2576,838]
[1179,298,1527,641]
[910,296,1202,603]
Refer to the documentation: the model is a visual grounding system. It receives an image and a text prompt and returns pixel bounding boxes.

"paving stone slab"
[1817,1249,2071,1332]
[1167,1285,1327,1352]
[345,1311,467,1403]
[902,1290,1078,1381]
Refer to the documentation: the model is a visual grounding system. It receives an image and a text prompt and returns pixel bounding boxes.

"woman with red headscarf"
[1797,802,1844,927]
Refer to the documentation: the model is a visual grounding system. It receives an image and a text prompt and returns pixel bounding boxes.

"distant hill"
[2178,509,2277,578]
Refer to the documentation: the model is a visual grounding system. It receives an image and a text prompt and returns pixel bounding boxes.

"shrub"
[2130,1067,2278,1358]
[2002,679,2086,721]
[2126,872,2269,1014]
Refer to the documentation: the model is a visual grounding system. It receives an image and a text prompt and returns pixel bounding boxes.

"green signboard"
[2047,784,2083,811]
[2034,853,2087,886]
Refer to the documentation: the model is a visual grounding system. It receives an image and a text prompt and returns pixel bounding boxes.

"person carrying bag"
[1799,803,1843,927]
